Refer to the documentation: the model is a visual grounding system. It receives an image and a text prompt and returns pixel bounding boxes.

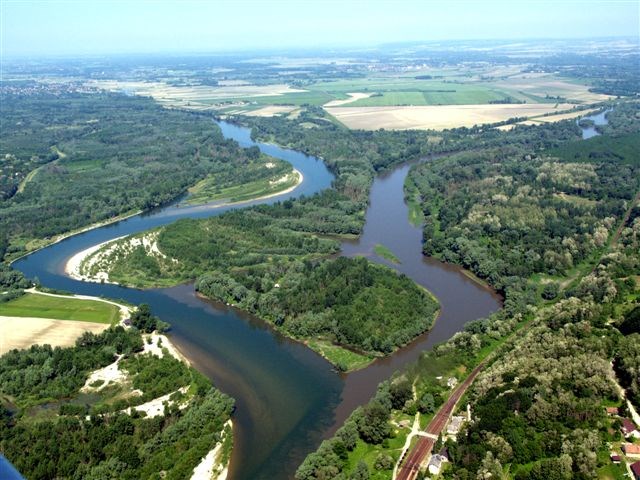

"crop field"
[87,67,611,130]
[326,103,576,130]
[0,316,109,354]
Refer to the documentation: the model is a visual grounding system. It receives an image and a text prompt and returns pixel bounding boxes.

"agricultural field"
[0,293,121,323]
[0,316,109,354]
[83,65,611,131]
[0,292,121,354]
[326,103,577,130]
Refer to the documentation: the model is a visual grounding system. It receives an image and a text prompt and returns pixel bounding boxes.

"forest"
[78,211,437,366]
[296,101,640,479]
[0,92,288,258]
[197,257,438,359]
[0,325,234,480]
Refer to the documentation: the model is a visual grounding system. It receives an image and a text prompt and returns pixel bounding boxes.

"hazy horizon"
[2,0,639,58]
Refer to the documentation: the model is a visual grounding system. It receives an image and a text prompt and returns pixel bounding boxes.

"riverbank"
[0,288,134,354]
[186,167,303,206]
[62,169,304,287]
[191,419,233,480]
[8,209,142,265]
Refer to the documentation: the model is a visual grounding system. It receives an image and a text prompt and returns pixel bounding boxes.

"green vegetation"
[186,154,297,205]
[306,339,372,372]
[0,92,291,259]
[0,263,31,303]
[0,293,120,324]
[297,101,640,479]
[345,86,511,107]
[373,244,400,264]
[0,325,234,480]
[410,104,640,294]
[404,176,424,227]
[197,257,438,359]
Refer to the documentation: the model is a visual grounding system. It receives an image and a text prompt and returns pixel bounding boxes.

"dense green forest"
[296,103,640,479]
[0,92,289,257]
[408,103,639,293]
[0,325,234,480]
[78,212,437,366]
[197,257,438,359]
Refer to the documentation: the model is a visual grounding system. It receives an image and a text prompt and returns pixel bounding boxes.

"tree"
[350,461,369,480]
[390,379,413,409]
[541,282,559,300]
[357,401,390,444]
[130,304,169,333]
[619,306,640,335]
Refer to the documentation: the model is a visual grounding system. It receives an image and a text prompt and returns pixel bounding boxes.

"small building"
[610,453,621,464]
[123,318,132,327]
[446,377,458,389]
[631,461,640,480]
[605,406,619,416]
[622,418,640,439]
[428,454,448,475]
[447,415,465,436]
[623,443,640,458]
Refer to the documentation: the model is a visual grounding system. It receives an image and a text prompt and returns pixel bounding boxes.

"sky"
[1,0,639,57]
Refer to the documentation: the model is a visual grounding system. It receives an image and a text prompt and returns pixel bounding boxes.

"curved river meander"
[14,121,503,479]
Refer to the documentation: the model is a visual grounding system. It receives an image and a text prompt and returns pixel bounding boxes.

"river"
[13,121,501,479]
[579,108,610,139]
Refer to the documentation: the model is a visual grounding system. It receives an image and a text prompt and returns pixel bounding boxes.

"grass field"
[186,168,300,205]
[374,244,401,264]
[0,293,120,324]
[306,339,373,372]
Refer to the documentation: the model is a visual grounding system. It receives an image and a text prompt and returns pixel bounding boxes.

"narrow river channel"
[14,121,504,479]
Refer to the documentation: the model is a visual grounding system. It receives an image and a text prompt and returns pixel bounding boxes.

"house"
[631,461,640,480]
[605,406,619,416]
[622,418,640,438]
[428,454,448,475]
[447,416,465,436]
[623,443,640,458]
[610,453,621,463]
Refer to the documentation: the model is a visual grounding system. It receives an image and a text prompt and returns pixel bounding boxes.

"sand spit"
[190,420,233,480]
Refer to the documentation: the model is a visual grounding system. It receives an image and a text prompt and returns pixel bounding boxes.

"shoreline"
[9,210,142,265]
[64,236,127,284]
[61,169,304,287]
[190,419,233,480]
[185,167,304,208]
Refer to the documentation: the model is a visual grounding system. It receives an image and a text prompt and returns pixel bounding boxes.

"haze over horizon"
[2,0,639,58]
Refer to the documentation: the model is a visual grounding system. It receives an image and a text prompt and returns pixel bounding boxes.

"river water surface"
[14,121,501,479]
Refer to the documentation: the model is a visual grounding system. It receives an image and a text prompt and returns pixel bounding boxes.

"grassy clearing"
[306,339,373,372]
[0,293,120,324]
[404,177,424,227]
[344,435,406,480]
[374,244,401,264]
[186,168,300,205]
[597,462,627,479]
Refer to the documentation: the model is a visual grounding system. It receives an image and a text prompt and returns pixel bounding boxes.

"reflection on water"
[578,109,610,139]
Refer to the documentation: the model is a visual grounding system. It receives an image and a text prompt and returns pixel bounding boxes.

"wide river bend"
[14,121,501,479]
